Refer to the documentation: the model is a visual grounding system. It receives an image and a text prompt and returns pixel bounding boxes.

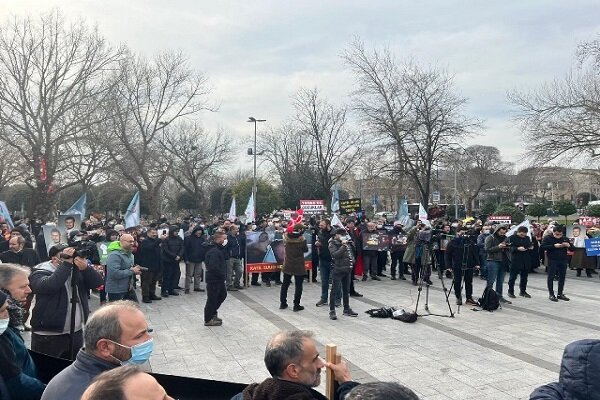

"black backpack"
[478,286,500,311]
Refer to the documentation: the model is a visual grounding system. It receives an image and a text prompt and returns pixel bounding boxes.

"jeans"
[329,269,351,311]
[479,253,487,278]
[185,262,204,290]
[319,259,341,302]
[204,281,227,322]
[280,273,304,306]
[547,259,567,296]
[486,261,505,297]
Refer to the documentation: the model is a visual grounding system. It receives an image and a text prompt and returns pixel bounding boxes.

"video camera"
[66,230,97,260]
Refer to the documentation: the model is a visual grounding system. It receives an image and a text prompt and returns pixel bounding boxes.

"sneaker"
[213,316,222,322]
[519,292,531,298]
[194,288,205,292]
[234,284,244,290]
[335,302,341,308]
[549,295,558,302]
[204,318,222,326]
[343,309,358,317]
[142,297,152,304]
[465,298,478,306]
[377,273,388,277]
[371,276,381,281]
[349,292,363,297]
[390,276,397,280]
[499,297,512,304]
[456,296,463,305]
[293,305,304,312]
[279,303,288,310]
[557,294,570,301]
[251,282,261,287]
[316,299,327,307]
[507,292,516,299]
[227,286,238,292]
[361,275,368,281]
[329,311,337,320]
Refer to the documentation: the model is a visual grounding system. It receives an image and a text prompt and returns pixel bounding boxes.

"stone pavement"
[29,268,600,399]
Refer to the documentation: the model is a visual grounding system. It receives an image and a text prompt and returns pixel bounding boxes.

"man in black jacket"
[160,226,184,297]
[540,226,573,302]
[138,228,165,303]
[204,231,228,326]
[445,226,479,306]
[0,236,40,268]
[183,225,206,294]
[29,245,103,359]
[316,219,339,307]
[507,226,533,299]
[226,225,244,291]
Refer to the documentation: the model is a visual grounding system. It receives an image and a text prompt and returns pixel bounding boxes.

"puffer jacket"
[485,226,508,262]
[530,339,600,400]
[328,238,355,272]
[282,232,308,276]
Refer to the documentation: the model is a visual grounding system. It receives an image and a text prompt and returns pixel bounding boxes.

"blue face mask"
[110,338,154,365]
[0,318,9,335]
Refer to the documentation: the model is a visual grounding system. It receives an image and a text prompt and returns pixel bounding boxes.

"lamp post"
[248,117,266,221]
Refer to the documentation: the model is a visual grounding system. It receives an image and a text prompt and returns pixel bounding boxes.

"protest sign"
[339,198,361,215]
[299,200,326,215]
[245,231,313,274]
[362,230,390,251]
[585,237,600,256]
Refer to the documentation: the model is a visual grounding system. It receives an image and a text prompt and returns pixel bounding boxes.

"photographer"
[29,244,103,359]
[445,227,479,306]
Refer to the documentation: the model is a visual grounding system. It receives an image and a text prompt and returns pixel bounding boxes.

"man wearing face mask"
[41,301,154,400]
[203,231,229,326]
[29,244,103,359]
[0,264,46,400]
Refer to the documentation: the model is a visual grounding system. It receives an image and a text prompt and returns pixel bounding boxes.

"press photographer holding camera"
[29,242,104,359]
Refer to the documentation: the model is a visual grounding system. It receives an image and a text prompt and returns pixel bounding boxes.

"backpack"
[478,286,500,311]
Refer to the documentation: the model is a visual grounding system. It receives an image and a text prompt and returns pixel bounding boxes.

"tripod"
[413,244,454,318]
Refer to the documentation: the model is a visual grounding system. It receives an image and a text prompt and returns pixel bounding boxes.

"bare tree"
[0,11,123,216]
[293,87,364,207]
[0,149,23,193]
[342,39,479,205]
[104,50,214,217]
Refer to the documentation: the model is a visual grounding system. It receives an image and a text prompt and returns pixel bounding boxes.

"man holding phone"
[105,234,142,302]
[484,225,511,304]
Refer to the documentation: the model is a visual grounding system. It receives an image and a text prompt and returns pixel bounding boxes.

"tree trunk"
[143,188,163,220]
[30,182,56,219]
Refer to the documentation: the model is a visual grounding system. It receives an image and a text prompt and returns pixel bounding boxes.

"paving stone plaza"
[68,267,599,400]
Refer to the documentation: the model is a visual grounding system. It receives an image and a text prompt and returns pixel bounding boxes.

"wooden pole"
[325,344,337,400]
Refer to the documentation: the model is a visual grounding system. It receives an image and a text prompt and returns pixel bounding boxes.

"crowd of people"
[0,211,598,399]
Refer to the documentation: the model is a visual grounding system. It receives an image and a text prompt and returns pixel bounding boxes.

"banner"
[488,215,512,225]
[585,238,600,256]
[362,230,390,251]
[299,200,325,215]
[339,198,361,215]
[245,230,313,273]
[331,214,344,229]
[244,193,255,223]
[331,186,340,213]
[64,193,87,219]
[0,201,14,229]
[579,217,600,227]
[96,241,112,265]
[124,192,140,228]
[57,214,82,237]
[228,197,236,221]
[42,224,67,252]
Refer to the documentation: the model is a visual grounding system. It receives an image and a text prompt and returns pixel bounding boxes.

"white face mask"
[222,239,228,247]
[0,317,9,335]
[451,223,459,228]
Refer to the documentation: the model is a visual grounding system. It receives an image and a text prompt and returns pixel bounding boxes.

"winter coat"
[104,249,135,294]
[445,235,479,269]
[227,233,243,259]
[184,227,207,263]
[485,230,509,263]
[40,349,116,400]
[403,227,431,265]
[282,232,308,276]
[507,235,533,270]
[0,249,40,269]
[530,339,600,400]
[161,232,184,264]
[316,227,334,261]
[540,235,573,263]
[329,238,355,273]
[29,261,103,332]
[235,377,359,400]
[204,242,227,282]
[135,236,162,271]
[389,226,407,253]
[0,326,45,400]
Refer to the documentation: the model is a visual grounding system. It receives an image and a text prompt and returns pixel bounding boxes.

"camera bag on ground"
[477,286,500,311]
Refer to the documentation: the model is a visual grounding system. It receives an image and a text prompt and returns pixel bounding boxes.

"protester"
[137,227,165,303]
[0,265,46,400]
[346,382,419,400]
[361,222,380,281]
[540,226,573,302]
[507,226,533,299]
[81,365,174,400]
[105,234,142,302]
[41,300,154,400]
[484,224,511,304]
[232,330,359,400]
[445,226,479,306]
[183,225,207,294]
[160,226,184,297]
[203,231,228,326]
[328,229,359,320]
[0,235,40,268]
[226,224,244,291]
[389,221,407,280]
[279,223,308,312]
[29,244,103,359]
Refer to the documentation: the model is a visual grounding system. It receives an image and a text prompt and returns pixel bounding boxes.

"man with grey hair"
[233,330,358,400]
[41,300,154,400]
[346,382,419,400]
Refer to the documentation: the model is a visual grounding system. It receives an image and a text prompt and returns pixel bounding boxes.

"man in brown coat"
[279,224,308,311]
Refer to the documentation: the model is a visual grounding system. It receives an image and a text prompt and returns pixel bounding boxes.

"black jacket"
[507,235,533,270]
[227,234,242,259]
[540,235,573,263]
[161,234,184,264]
[29,261,103,332]
[445,236,479,269]
[184,227,207,263]
[329,238,355,272]
[236,377,359,400]
[0,249,40,268]
[204,242,227,282]
[317,227,334,261]
[137,237,162,271]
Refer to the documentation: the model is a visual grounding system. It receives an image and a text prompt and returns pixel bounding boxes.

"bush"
[526,203,547,221]
[587,204,600,217]
[553,200,577,224]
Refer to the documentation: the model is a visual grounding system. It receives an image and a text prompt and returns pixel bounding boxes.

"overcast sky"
[2,1,599,169]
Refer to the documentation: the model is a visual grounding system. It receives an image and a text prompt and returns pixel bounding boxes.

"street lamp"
[248,117,266,221]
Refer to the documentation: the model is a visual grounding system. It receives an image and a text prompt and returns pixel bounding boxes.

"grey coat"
[403,227,431,265]
[104,250,134,293]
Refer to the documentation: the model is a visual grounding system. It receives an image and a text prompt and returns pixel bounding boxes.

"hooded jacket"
[485,226,509,262]
[184,226,207,263]
[530,339,600,400]
[204,241,228,282]
[0,327,45,400]
[282,232,308,276]
[161,226,184,263]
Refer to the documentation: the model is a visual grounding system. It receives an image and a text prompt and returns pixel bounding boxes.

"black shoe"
[194,288,205,292]
[349,292,363,297]
[587,272,593,278]
[293,305,304,312]
[329,311,337,320]
[520,292,531,298]
[456,296,463,305]
[251,282,261,286]
[275,281,282,286]
[168,291,179,296]
[142,297,152,303]
[161,292,169,298]
[316,299,327,307]
[507,292,516,299]
[591,270,598,274]
[499,297,512,304]
[150,295,162,300]
[390,276,396,280]
[335,302,341,308]
[362,275,368,281]
[549,295,558,302]
[425,279,433,285]
[265,281,271,287]
[398,275,407,280]
[343,309,358,317]
[279,303,288,310]
[576,270,582,277]
[227,286,238,292]
[371,276,381,281]
[412,280,418,286]
[176,286,184,290]
[377,273,387,277]
[312,279,319,283]
[557,294,570,301]
[234,284,244,290]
